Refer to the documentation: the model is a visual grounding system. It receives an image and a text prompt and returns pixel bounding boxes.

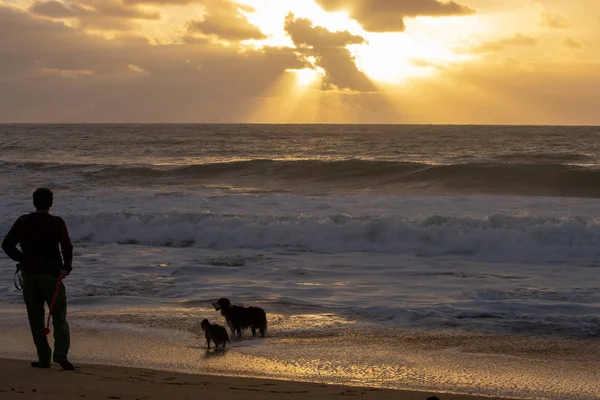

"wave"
[491,153,595,164]
[0,159,92,172]
[8,211,596,262]
[3,159,600,198]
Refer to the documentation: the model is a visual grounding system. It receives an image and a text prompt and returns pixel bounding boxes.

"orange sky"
[1,0,599,124]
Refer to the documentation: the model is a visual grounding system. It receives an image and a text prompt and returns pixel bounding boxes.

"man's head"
[33,188,53,211]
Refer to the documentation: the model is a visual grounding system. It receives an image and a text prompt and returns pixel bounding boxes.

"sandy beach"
[0,358,518,400]
[2,304,600,400]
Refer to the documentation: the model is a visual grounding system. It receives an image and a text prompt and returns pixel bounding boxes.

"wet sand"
[2,305,600,400]
[0,358,516,400]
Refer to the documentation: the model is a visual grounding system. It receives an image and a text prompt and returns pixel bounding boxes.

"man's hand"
[60,269,70,278]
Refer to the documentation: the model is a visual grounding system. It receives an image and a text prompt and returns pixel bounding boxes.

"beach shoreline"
[2,304,600,400]
[0,358,519,400]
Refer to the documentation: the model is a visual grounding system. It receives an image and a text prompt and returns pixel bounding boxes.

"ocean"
[1,124,600,399]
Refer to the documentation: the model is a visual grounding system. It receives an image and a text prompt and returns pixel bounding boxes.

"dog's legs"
[206,338,211,349]
[251,326,257,336]
[260,327,266,338]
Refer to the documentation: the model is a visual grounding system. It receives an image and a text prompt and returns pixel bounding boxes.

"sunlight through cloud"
[240,0,480,85]
[288,67,325,87]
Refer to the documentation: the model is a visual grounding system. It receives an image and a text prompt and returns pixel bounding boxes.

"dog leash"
[14,264,23,291]
[14,265,65,336]
[45,276,64,336]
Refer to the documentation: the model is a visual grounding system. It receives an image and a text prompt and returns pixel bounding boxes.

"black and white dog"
[212,298,267,338]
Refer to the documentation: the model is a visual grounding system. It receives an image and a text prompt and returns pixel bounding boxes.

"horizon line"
[1,122,599,128]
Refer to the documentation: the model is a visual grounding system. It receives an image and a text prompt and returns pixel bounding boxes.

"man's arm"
[2,219,24,262]
[59,218,74,274]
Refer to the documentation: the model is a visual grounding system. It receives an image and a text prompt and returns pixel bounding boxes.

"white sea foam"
[15,211,591,263]
[2,186,600,336]
[2,187,600,262]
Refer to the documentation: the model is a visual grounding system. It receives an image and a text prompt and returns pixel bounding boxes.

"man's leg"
[23,275,52,366]
[48,277,70,364]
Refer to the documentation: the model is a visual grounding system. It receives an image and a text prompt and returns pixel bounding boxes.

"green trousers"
[22,274,70,365]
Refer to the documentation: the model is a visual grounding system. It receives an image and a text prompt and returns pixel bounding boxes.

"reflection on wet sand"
[1,306,598,400]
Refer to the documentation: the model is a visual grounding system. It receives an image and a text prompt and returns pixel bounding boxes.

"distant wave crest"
[3,159,600,197]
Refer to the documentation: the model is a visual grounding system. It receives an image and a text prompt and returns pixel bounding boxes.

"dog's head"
[212,298,232,311]
[200,319,210,330]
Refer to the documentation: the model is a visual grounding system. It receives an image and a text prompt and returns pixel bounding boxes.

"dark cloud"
[315,0,475,32]
[29,0,161,31]
[184,0,266,42]
[540,12,568,29]
[284,13,375,92]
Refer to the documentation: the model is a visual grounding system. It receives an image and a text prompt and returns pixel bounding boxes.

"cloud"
[30,0,266,39]
[540,11,568,29]
[30,1,87,19]
[464,33,537,54]
[39,67,95,78]
[564,37,582,50]
[0,5,303,122]
[402,58,600,125]
[284,13,375,92]
[2,4,599,124]
[184,0,266,42]
[29,0,161,31]
[315,0,475,32]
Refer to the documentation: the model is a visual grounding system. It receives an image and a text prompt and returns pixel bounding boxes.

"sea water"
[1,124,599,399]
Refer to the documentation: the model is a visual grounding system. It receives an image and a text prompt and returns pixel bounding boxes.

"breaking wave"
[23,211,599,262]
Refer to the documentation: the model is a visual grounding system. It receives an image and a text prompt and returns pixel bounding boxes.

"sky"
[0,0,599,124]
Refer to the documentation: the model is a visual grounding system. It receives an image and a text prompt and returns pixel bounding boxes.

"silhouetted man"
[2,188,75,370]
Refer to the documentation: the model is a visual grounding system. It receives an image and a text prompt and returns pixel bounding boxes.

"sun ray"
[245,69,325,123]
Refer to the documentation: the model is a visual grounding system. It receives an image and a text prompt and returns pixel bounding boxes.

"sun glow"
[240,0,481,85]
[289,67,325,87]
[351,32,475,84]
[239,0,487,124]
